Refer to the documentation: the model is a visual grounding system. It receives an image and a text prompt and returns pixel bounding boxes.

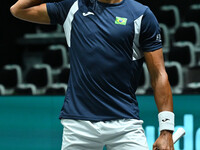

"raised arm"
[10,0,50,24]
[144,48,174,150]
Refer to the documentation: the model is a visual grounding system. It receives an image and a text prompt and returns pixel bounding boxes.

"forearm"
[10,0,50,24]
[10,0,43,20]
[151,72,173,113]
[11,0,42,12]
[10,0,42,15]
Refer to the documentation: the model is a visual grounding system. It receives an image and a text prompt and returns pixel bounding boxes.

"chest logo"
[115,17,127,25]
[83,12,95,16]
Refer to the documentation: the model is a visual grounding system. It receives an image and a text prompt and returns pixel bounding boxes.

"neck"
[98,0,122,4]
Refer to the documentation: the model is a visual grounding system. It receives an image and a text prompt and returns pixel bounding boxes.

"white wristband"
[158,111,175,132]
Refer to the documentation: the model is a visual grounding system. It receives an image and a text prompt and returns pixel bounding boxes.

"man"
[10,0,174,149]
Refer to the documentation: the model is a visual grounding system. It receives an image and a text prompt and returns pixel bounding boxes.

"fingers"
[153,146,174,150]
[153,143,173,150]
[153,145,159,150]
[153,133,174,150]
[153,147,159,150]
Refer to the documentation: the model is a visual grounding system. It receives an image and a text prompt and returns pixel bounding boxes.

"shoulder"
[46,0,78,24]
[125,0,149,19]
[47,0,78,12]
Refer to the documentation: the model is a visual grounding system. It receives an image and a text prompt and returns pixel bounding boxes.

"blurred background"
[0,0,200,150]
[1,0,200,96]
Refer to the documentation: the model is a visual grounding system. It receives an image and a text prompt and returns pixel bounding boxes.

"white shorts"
[61,119,149,150]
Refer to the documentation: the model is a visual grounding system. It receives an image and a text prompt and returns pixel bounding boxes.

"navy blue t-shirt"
[47,0,162,121]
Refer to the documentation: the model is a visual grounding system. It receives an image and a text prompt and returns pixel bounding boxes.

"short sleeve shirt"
[47,0,162,121]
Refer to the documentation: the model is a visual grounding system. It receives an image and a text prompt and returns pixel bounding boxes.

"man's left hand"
[153,130,174,150]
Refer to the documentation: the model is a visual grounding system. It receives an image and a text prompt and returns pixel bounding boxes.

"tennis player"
[10,0,174,149]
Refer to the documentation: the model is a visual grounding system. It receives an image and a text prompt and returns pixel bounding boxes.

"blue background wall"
[0,95,199,150]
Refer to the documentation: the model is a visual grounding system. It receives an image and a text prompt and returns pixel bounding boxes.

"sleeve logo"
[156,33,162,42]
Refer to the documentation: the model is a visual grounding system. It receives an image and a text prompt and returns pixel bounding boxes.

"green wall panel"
[0,96,64,150]
[0,95,199,150]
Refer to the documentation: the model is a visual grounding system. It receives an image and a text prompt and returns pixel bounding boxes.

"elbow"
[150,71,169,90]
[150,79,157,91]
[10,5,17,17]
[10,5,22,18]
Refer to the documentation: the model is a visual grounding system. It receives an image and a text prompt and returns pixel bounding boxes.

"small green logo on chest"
[115,17,127,25]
